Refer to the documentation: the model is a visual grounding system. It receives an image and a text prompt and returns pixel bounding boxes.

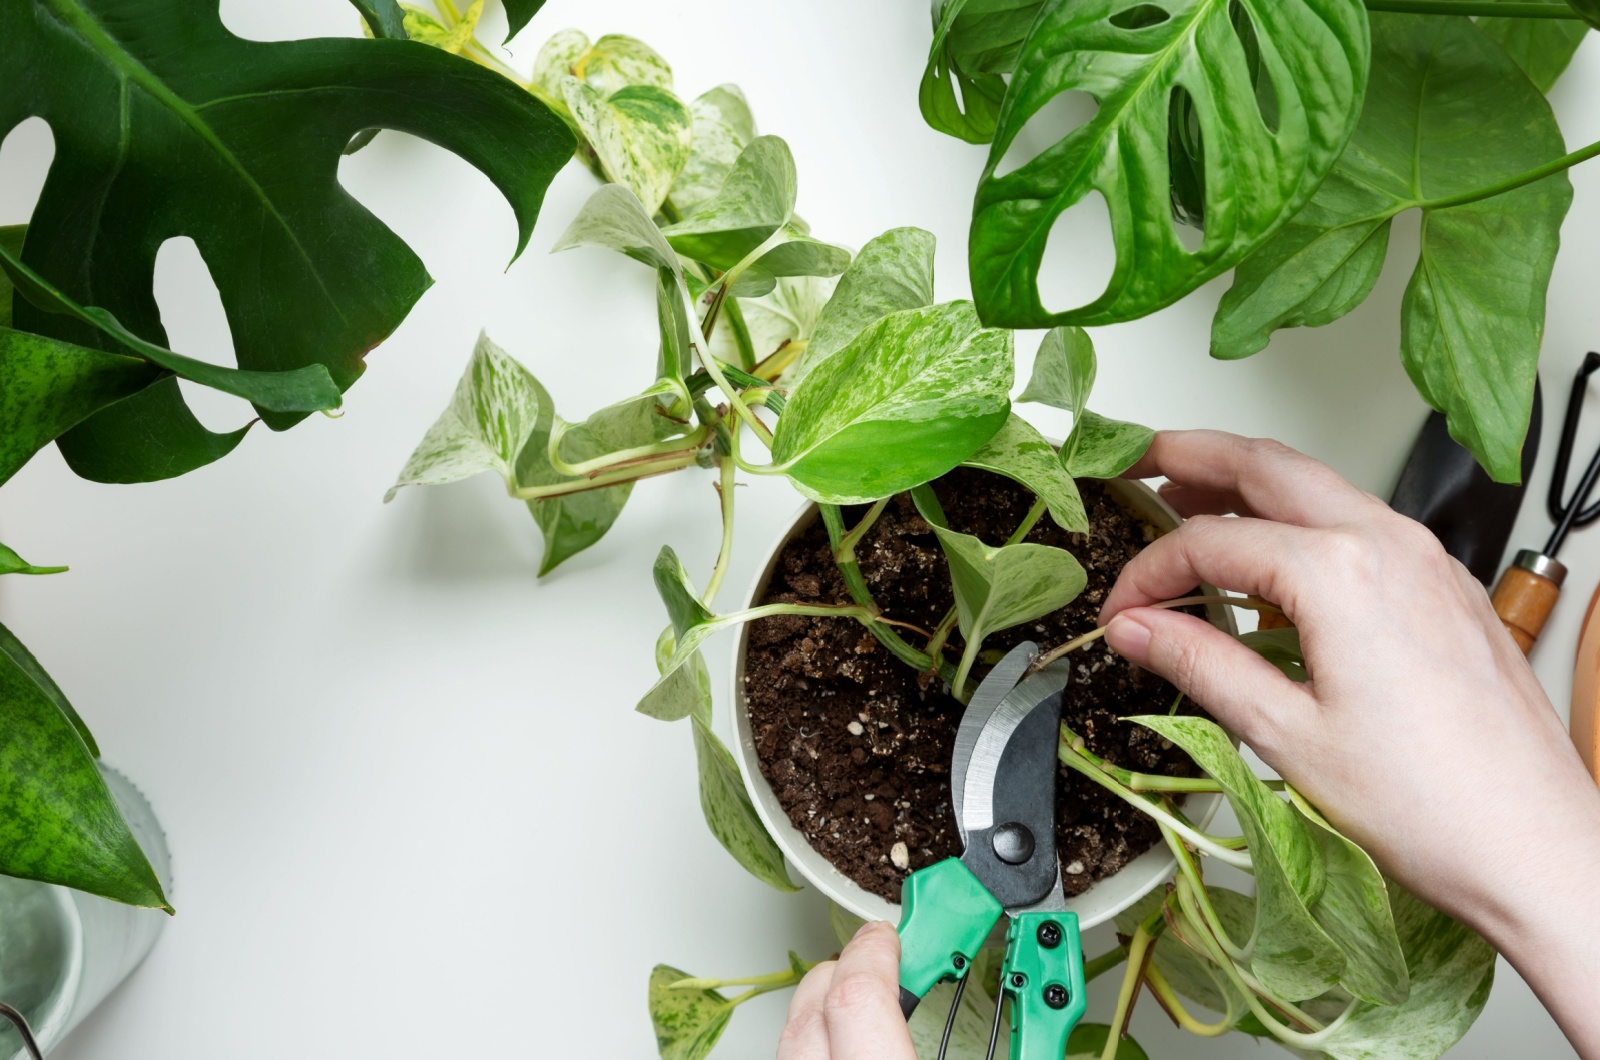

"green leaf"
[554,183,684,272]
[929,523,1087,649]
[660,136,798,268]
[0,224,23,328]
[971,0,1370,328]
[1117,886,1254,1028]
[0,622,98,758]
[1066,1024,1149,1060]
[1566,0,1600,30]
[638,627,712,723]
[792,227,936,385]
[1239,627,1308,682]
[708,275,838,373]
[0,245,341,415]
[1212,15,1570,483]
[648,964,735,1060]
[385,332,546,501]
[0,327,159,488]
[961,414,1088,533]
[652,545,714,639]
[1313,885,1496,1060]
[562,79,692,217]
[920,0,1010,145]
[351,0,407,39]
[1289,790,1409,1006]
[0,544,67,578]
[1479,1,1588,92]
[670,84,758,218]
[501,0,547,41]
[5,1,572,482]
[692,715,799,892]
[1063,410,1153,479]
[0,621,166,909]
[1132,714,1345,1000]
[1017,326,1096,416]
[771,303,1013,504]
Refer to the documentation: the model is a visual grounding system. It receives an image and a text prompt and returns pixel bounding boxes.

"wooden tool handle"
[1572,587,1600,788]
[1491,551,1566,655]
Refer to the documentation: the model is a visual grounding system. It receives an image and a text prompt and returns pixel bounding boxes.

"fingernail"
[853,920,886,940]
[1106,613,1152,659]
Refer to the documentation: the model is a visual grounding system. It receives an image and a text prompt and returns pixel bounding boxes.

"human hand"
[778,921,915,1060]
[1098,430,1600,1053]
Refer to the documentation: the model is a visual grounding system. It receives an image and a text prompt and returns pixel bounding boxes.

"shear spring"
[0,1002,44,1060]
[1544,351,1600,558]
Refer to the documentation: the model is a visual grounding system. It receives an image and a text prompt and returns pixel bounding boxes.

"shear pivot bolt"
[1044,984,1069,1010]
[992,822,1035,865]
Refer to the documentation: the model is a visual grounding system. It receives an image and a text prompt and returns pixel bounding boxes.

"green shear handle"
[1003,911,1087,1060]
[896,859,1002,1016]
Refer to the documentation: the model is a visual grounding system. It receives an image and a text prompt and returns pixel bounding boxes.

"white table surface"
[1,2,1595,1056]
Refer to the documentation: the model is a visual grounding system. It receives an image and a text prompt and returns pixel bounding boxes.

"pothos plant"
[388,20,1498,1060]
[0,0,568,913]
[921,0,1600,486]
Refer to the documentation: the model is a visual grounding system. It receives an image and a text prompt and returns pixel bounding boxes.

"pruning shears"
[896,641,1085,1060]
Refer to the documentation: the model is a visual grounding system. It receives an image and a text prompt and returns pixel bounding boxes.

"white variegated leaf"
[961,414,1087,533]
[552,183,683,272]
[562,77,691,216]
[670,84,757,218]
[930,523,1086,649]
[692,715,798,892]
[793,226,935,384]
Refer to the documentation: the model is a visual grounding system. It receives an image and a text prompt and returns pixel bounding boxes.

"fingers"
[776,924,916,1060]
[1099,515,1314,623]
[1124,431,1381,529]
[1106,607,1314,756]
[777,961,834,1059]
[1157,482,1256,520]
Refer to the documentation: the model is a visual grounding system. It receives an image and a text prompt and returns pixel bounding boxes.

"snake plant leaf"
[1132,714,1345,1000]
[1289,790,1409,1006]
[0,245,341,415]
[399,1,481,53]
[1312,885,1496,1060]
[1479,1,1588,92]
[692,715,799,892]
[961,414,1088,533]
[500,0,548,42]
[971,0,1370,329]
[792,227,936,385]
[0,225,22,328]
[1239,627,1308,682]
[562,78,692,217]
[1212,15,1570,483]
[0,621,166,909]
[3,1,571,483]
[0,328,158,488]
[0,622,97,757]
[669,85,758,219]
[1064,410,1153,479]
[929,523,1087,648]
[638,627,712,723]
[385,332,545,501]
[771,303,1013,504]
[0,544,67,578]
[1066,1025,1149,1060]
[648,964,735,1060]
[350,0,407,39]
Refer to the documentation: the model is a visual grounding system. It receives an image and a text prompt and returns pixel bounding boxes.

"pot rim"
[728,480,1237,928]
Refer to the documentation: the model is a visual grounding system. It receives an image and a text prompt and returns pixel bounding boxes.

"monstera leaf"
[970,0,1370,328]
[0,0,572,483]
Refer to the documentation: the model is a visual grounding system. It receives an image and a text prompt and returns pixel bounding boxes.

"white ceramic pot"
[729,479,1235,928]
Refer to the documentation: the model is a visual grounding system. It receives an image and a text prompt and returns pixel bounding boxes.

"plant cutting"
[0,0,569,918]
[387,18,1501,1060]
[920,0,1600,485]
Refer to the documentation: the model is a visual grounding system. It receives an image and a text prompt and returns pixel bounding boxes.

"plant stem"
[1422,134,1600,210]
[1101,913,1162,1060]
[755,338,807,381]
[924,607,961,662]
[1084,944,1130,984]
[1059,731,1254,870]
[1160,824,1252,963]
[1144,964,1237,1036]
[1364,0,1580,15]
[836,498,890,563]
[819,505,960,683]
[953,638,984,705]
[513,451,697,501]
[1006,497,1049,545]
[1032,595,1281,671]
[547,422,709,478]
[1071,736,1285,794]
[723,297,758,370]
[704,455,738,607]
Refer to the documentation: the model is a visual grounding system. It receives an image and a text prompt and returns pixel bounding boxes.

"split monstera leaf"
[921,0,1600,484]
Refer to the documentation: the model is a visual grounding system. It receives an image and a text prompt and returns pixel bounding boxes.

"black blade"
[1389,379,1542,585]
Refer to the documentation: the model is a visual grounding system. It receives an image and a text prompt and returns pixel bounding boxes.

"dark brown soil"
[744,469,1208,903]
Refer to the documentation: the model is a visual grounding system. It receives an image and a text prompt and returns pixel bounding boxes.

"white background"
[1,1,1595,1056]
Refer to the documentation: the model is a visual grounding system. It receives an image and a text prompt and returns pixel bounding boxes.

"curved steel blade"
[961,661,1070,836]
[951,641,1037,846]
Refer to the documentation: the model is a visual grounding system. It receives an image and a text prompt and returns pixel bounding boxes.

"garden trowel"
[1389,381,1543,587]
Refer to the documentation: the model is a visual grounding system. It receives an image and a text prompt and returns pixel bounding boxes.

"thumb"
[1105,607,1312,758]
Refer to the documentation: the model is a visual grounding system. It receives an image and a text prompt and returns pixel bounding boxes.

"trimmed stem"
[704,456,738,607]
[755,338,807,381]
[513,451,697,501]
[1032,595,1282,671]
[1365,0,1581,15]
[1059,732,1254,870]
[547,421,708,478]
[1144,965,1236,1037]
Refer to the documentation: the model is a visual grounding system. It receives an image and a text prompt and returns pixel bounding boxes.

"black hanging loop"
[984,965,1006,1060]
[1545,352,1600,549]
[0,1001,44,1060]
[935,971,968,1060]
